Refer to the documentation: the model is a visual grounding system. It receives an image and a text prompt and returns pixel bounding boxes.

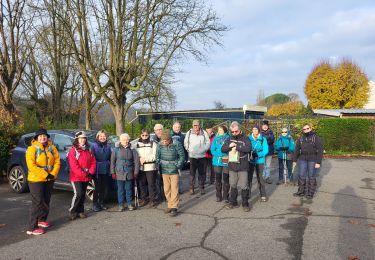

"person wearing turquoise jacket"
[275,127,296,185]
[210,125,230,203]
[248,125,269,203]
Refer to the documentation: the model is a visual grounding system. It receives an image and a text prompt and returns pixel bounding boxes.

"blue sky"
[174,0,375,110]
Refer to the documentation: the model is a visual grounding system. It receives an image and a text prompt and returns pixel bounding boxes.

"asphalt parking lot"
[0,158,374,260]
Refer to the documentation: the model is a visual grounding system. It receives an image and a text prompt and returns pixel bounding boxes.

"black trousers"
[70,182,88,214]
[204,157,215,184]
[93,174,109,205]
[248,163,266,198]
[28,180,54,230]
[189,157,206,190]
[213,166,229,200]
[139,170,157,203]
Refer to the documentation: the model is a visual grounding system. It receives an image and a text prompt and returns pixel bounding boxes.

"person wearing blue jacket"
[248,126,269,203]
[210,125,230,203]
[275,127,295,185]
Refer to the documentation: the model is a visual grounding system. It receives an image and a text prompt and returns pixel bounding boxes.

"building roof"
[313,109,375,117]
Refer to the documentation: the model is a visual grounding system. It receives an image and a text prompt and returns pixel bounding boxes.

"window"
[54,134,73,151]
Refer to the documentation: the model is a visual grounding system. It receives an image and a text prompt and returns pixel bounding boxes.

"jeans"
[298,160,316,178]
[278,158,293,181]
[117,180,133,206]
[263,155,272,179]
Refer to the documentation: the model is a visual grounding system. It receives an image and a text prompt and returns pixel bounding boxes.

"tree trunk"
[85,92,92,130]
[0,93,17,122]
[113,104,125,136]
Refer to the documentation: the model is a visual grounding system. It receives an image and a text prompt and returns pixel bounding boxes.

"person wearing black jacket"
[292,124,324,200]
[221,121,252,211]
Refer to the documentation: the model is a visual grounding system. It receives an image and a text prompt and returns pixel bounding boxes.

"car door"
[52,134,74,182]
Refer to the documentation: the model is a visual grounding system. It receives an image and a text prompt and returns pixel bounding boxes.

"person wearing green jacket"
[156,129,185,217]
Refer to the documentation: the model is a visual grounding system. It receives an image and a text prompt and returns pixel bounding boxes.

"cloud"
[174,1,375,110]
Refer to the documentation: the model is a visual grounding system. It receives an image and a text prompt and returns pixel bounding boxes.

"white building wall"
[364,80,375,109]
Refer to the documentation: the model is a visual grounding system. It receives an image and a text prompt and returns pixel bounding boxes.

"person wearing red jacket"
[68,131,96,220]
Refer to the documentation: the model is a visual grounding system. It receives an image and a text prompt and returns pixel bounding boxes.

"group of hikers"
[24,119,323,235]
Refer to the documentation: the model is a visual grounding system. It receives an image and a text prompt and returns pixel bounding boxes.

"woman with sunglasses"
[275,127,295,185]
[292,124,323,200]
[135,129,158,208]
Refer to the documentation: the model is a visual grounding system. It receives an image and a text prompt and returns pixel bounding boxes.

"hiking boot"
[69,213,77,221]
[216,197,222,202]
[169,208,178,217]
[139,200,148,207]
[164,208,172,214]
[293,192,305,197]
[149,201,157,208]
[243,206,250,212]
[78,213,87,219]
[265,178,272,184]
[37,221,51,228]
[189,188,195,195]
[128,205,135,211]
[260,197,268,202]
[224,199,229,204]
[99,204,108,210]
[200,189,206,195]
[118,206,125,212]
[305,194,313,200]
[26,228,45,236]
[276,180,284,185]
[92,204,101,212]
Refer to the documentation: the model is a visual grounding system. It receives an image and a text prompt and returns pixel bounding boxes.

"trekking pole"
[283,150,287,185]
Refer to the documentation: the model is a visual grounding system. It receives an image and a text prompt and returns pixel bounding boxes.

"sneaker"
[293,192,305,197]
[164,208,172,214]
[265,178,272,184]
[276,180,283,185]
[169,208,178,217]
[37,221,51,228]
[128,205,135,211]
[118,206,124,212]
[243,206,250,212]
[26,228,45,236]
[69,213,77,221]
[78,213,87,219]
[260,197,268,202]
[225,203,234,209]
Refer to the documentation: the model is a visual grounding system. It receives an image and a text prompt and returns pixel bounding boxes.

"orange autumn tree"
[267,101,306,116]
[305,59,370,109]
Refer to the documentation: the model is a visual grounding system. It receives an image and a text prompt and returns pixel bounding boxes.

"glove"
[86,172,92,178]
[111,174,117,180]
[46,173,54,181]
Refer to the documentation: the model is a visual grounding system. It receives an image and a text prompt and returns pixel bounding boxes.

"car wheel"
[86,179,95,201]
[8,166,28,193]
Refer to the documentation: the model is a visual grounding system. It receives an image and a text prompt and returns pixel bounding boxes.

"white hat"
[75,131,87,139]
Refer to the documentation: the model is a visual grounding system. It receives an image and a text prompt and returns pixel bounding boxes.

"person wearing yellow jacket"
[25,129,60,235]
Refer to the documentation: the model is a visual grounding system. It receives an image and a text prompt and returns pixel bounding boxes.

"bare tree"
[256,89,265,106]
[213,100,225,110]
[58,0,227,135]
[0,0,30,121]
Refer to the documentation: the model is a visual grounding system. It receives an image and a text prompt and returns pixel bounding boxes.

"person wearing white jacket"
[184,120,210,195]
[136,129,158,207]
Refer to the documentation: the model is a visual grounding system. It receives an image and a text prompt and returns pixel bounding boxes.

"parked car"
[7,129,119,200]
